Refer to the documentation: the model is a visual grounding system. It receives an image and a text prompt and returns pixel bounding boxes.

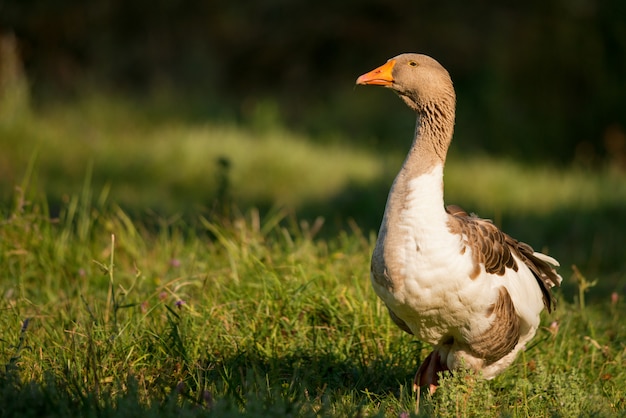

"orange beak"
[356,59,396,86]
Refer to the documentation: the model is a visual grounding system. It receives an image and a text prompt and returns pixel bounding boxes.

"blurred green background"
[3,0,626,161]
[1,0,626,291]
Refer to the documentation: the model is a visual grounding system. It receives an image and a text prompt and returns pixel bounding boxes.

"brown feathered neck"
[411,96,456,164]
[391,55,457,172]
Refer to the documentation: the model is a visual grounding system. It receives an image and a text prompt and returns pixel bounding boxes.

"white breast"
[370,165,542,345]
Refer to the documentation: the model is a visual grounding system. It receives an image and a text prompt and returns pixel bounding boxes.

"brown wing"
[446,205,561,312]
[469,286,520,364]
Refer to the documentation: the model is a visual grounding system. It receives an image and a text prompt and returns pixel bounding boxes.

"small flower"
[175,299,185,309]
[549,321,559,336]
[170,258,181,268]
[78,268,86,277]
[140,301,149,313]
[398,412,410,418]
[159,291,168,300]
[611,292,619,305]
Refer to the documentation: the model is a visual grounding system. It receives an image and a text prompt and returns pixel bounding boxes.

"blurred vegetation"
[1,0,626,163]
[1,0,626,289]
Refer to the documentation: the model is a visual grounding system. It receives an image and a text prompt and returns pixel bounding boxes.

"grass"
[1,92,626,416]
[2,186,626,417]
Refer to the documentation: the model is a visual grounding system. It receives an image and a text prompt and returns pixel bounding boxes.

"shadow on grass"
[0,341,420,417]
[204,346,417,398]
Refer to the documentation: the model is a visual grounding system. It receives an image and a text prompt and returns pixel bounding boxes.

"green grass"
[2,93,626,416]
[2,187,626,417]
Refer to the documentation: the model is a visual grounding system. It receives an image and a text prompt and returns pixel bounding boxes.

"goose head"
[356,53,455,114]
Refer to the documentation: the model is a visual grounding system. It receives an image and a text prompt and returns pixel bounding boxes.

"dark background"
[2,0,626,165]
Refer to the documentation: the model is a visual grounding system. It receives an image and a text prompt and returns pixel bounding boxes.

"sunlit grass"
[445,154,626,215]
[1,94,387,213]
[3,93,626,220]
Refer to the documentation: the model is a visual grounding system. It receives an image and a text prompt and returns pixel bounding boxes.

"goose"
[356,54,562,397]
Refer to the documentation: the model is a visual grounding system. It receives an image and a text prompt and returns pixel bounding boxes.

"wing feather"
[446,205,562,312]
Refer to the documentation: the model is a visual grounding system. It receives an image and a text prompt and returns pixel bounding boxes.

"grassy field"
[2,94,626,417]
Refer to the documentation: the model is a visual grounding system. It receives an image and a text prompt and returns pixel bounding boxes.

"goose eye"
[408,61,418,67]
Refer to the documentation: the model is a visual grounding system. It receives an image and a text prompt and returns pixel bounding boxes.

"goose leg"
[413,350,450,413]
[413,351,443,394]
